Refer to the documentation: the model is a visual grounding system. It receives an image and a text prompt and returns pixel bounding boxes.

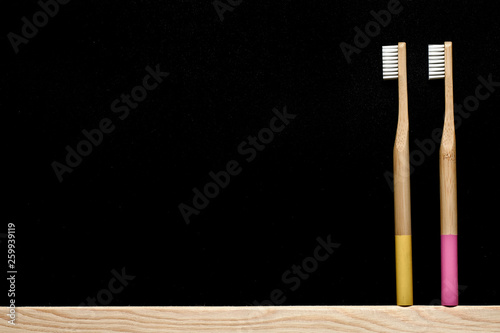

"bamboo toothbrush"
[429,42,458,306]
[383,42,413,306]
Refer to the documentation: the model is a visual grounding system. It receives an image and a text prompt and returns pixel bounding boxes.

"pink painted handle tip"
[441,235,458,306]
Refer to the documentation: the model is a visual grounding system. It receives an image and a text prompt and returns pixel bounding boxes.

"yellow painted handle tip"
[395,235,413,306]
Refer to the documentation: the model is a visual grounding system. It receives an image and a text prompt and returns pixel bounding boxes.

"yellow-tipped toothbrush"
[383,42,413,306]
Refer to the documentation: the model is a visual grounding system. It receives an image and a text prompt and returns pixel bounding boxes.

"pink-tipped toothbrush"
[429,42,458,306]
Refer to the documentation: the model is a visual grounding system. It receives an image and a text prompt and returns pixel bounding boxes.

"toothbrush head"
[382,45,398,80]
[428,44,445,80]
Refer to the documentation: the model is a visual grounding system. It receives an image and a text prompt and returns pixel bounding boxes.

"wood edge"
[2,306,500,333]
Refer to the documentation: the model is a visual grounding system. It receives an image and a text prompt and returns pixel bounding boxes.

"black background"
[3,0,500,306]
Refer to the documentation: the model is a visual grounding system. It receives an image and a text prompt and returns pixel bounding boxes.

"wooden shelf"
[2,306,499,332]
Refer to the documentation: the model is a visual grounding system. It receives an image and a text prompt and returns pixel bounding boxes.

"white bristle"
[428,44,445,80]
[382,45,398,80]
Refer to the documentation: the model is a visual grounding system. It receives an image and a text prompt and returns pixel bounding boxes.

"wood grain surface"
[1,306,499,332]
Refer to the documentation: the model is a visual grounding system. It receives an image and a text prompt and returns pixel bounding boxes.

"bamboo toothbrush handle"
[440,41,458,306]
[394,122,413,307]
[393,42,413,306]
[393,138,411,238]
